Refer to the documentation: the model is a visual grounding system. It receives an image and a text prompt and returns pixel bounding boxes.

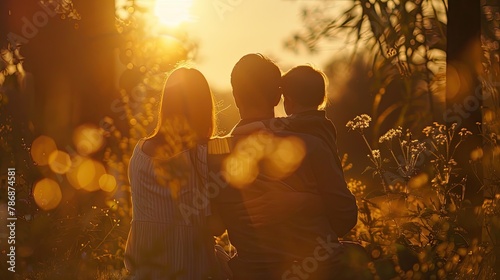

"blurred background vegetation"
[0,0,499,279]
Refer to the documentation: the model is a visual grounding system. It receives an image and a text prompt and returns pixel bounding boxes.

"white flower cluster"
[346,114,372,132]
[422,122,468,146]
[409,140,426,155]
[422,122,455,137]
[434,133,447,145]
[458,128,473,138]
[379,127,403,143]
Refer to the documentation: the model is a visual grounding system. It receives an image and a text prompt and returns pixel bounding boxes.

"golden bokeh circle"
[31,135,57,166]
[77,158,106,192]
[48,150,72,174]
[73,124,104,156]
[99,174,117,192]
[33,178,62,211]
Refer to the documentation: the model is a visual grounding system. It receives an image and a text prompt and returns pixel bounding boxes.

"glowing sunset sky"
[163,0,348,90]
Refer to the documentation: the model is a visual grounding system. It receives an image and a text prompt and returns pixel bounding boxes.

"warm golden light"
[222,133,306,187]
[66,157,83,190]
[31,135,57,166]
[99,174,117,192]
[73,124,104,156]
[48,150,72,174]
[77,158,106,192]
[264,137,306,179]
[408,172,429,189]
[33,178,62,211]
[223,155,259,187]
[66,158,106,191]
[470,148,484,161]
[154,0,194,27]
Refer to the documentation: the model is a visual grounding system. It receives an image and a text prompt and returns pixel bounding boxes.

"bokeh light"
[66,158,83,190]
[222,132,270,187]
[223,155,259,187]
[73,124,104,156]
[470,148,484,161]
[483,109,496,123]
[33,178,62,211]
[99,174,117,192]
[78,159,106,192]
[48,150,72,174]
[446,63,473,100]
[408,172,429,189]
[31,135,57,166]
[223,133,306,187]
[66,158,106,191]
[264,136,306,179]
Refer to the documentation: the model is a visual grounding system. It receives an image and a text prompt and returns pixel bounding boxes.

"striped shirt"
[124,139,218,279]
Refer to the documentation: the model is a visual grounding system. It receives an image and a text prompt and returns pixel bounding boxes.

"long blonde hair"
[150,67,215,145]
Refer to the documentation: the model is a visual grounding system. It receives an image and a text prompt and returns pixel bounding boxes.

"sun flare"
[154,0,194,27]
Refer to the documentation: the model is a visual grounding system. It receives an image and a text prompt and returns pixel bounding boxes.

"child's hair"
[281,65,328,109]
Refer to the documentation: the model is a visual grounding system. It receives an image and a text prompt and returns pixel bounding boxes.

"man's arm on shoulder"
[207,135,325,230]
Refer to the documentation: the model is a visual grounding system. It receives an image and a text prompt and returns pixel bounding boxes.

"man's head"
[281,65,328,115]
[231,54,281,119]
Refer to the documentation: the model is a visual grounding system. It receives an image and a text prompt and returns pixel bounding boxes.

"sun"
[154,0,194,27]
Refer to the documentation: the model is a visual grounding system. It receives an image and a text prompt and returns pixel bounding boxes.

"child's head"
[281,65,328,115]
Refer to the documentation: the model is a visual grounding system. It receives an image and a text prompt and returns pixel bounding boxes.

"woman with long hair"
[124,67,221,279]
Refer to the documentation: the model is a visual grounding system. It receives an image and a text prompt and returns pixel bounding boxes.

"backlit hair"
[282,65,328,109]
[150,67,215,143]
[230,53,281,107]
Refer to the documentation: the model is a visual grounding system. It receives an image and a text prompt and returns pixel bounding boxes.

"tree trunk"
[446,0,483,240]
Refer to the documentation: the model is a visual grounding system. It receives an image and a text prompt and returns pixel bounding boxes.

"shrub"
[343,114,498,279]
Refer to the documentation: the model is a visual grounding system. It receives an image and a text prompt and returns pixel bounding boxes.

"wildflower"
[435,134,447,145]
[346,114,372,132]
[422,126,434,137]
[347,179,366,196]
[372,149,381,159]
[437,123,446,133]
[417,142,426,151]
[410,142,426,155]
[379,127,403,143]
[458,128,472,138]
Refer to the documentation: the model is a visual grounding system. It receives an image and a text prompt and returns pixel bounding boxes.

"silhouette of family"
[124,53,359,280]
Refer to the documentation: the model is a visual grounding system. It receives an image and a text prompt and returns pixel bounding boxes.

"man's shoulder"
[207,125,329,158]
[271,130,331,157]
[264,113,335,131]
